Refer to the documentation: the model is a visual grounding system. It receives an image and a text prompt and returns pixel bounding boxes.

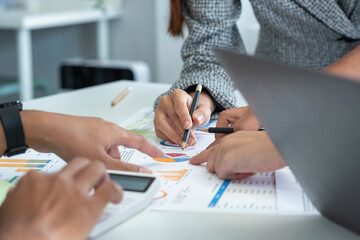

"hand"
[212,106,262,146]
[190,131,286,180]
[154,88,216,146]
[322,45,360,81]
[21,111,164,172]
[217,106,261,132]
[0,158,123,240]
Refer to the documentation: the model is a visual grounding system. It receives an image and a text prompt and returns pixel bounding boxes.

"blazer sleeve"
[153,0,246,117]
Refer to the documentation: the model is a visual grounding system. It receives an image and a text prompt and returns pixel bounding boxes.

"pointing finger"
[103,156,152,174]
[116,128,164,158]
[190,147,215,165]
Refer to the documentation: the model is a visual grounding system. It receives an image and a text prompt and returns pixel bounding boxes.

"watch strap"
[0,105,27,156]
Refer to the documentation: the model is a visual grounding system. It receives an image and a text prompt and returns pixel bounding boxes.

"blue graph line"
[160,140,180,148]
[196,119,215,130]
[208,180,231,207]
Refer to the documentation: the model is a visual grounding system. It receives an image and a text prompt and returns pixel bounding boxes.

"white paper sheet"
[121,108,318,215]
[0,149,66,184]
[0,108,319,216]
[119,147,278,213]
[275,167,319,215]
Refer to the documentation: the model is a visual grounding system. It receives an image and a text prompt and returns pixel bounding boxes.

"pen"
[199,127,265,134]
[111,87,132,107]
[198,127,234,134]
[181,85,202,150]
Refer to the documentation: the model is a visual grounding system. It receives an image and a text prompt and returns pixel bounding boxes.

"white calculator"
[89,170,160,238]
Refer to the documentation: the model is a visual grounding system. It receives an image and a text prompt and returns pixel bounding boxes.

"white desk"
[24,81,360,240]
[0,6,121,101]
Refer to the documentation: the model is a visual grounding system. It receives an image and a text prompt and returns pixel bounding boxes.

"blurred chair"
[60,59,150,90]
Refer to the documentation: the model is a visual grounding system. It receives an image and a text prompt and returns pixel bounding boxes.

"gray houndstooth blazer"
[154,0,360,114]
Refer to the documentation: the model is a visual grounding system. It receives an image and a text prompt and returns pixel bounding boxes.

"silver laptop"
[214,48,360,235]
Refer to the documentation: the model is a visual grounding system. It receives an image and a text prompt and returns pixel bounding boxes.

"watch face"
[0,101,22,110]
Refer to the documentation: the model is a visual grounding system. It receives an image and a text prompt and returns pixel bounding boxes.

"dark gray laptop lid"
[214,48,360,235]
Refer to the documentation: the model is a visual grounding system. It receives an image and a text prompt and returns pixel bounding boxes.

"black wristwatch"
[0,101,28,156]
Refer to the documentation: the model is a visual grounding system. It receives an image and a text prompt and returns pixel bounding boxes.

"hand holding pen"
[154,85,216,147]
[181,85,202,149]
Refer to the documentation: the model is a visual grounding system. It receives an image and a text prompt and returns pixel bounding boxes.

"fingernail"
[193,113,204,124]
[140,167,152,174]
[189,139,196,146]
[184,120,191,129]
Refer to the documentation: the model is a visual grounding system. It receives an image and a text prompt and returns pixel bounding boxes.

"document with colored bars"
[121,108,319,215]
[0,150,66,185]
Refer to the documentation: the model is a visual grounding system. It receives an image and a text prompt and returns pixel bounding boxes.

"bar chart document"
[0,149,66,184]
[121,108,319,215]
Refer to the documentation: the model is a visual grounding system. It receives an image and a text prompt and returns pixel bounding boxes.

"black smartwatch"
[0,101,28,157]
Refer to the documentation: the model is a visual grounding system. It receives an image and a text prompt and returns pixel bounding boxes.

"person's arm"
[0,158,123,240]
[154,0,245,145]
[0,120,6,155]
[1,110,164,172]
[322,45,360,81]
[156,0,246,111]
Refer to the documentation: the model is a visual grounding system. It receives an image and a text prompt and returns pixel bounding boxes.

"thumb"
[94,180,123,206]
[190,147,215,165]
[107,146,121,159]
[192,107,211,127]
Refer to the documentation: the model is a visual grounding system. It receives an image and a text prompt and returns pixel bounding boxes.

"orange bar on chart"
[16,169,32,173]
[155,169,188,181]
[0,159,28,163]
[153,157,176,163]
[1,164,27,168]
[0,164,45,168]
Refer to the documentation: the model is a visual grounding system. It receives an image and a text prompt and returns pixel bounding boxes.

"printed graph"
[159,140,180,148]
[0,151,66,185]
[153,153,190,163]
[196,119,215,130]
[155,169,188,181]
[153,190,168,200]
[0,159,51,174]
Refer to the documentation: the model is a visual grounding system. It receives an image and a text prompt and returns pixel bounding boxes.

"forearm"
[322,45,360,81]
[154,0,244,114]
[154,68,238,114]
[0,121,6,155]
[0,223,49,240]
[0,110,63,156]
[21,110,55,153]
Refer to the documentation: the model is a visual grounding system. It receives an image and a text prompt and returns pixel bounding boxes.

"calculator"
[89,170,160,238]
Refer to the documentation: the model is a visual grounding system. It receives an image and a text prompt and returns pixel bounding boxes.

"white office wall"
[109,0,157,82]
[10,0,122,11]
[155,0,184,84]
[111,0,259,84]
[238,0,260,55]
[110,0,183,83]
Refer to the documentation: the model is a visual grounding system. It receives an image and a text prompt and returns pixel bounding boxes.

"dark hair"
[168,0,184,36]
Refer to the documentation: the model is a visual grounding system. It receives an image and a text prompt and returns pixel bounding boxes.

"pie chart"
[159,140,180,148]
[153,153,190,163]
